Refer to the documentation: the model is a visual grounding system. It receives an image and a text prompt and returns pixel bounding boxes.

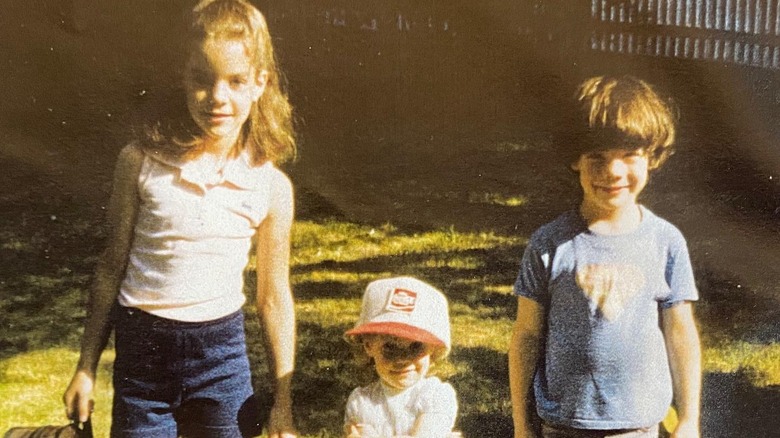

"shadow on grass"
[702,371,780,438]
[290,245,523,311]
[245,317,370,436]
[450,346,513,438]
[696,269,780,343]
[296,186,348,222]
[0,200,105,359]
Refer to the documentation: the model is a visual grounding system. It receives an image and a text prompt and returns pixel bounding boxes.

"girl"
[63,1,297,437]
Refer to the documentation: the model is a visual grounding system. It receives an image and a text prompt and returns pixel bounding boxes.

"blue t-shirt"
[514,207,698,430]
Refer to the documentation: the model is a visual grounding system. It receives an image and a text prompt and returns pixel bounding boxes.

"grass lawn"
[1,206,778,437]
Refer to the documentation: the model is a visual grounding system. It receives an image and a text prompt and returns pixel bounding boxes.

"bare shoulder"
[267,165,293,191]
[267,166,293,202]
[114,143,145,178]
[118,142,145,163]
[266,165,294,221]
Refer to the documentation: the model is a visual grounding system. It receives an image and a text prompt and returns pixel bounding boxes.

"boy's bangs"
[582,126,650,154]
[582,78,674,152]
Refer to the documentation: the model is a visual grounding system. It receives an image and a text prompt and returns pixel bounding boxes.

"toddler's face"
[184,38,267,146]
[572,147,650,215]
[363,335,433,390]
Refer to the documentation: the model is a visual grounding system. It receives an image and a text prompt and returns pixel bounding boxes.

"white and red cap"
[346,277,451,356]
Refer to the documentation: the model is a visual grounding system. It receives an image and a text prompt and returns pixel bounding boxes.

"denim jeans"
[541,423,660,438]
[111,306,254,438]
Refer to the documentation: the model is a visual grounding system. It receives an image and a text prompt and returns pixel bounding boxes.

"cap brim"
[345,322,446,348]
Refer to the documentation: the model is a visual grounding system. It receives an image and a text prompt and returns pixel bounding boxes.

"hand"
[346,424,379,438]
[267,399,297,438]
[670,420,700,438]
[63,370,95,423]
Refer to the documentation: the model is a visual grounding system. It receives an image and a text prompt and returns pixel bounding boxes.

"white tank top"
[118,150,274,321]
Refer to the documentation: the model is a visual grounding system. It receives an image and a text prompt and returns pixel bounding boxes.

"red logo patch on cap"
[385,288,417,313]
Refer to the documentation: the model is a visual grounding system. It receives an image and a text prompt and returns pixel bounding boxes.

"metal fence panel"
[586,0,780,68]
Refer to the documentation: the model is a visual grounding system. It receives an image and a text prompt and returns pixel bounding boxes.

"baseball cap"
[346,277,451,356]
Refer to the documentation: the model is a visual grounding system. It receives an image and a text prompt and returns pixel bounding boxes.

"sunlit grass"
[290,220,524,266]
[0,349,114,436]
[450,306,513,351]
[467,192,528,207]
[292,270,390,285]
[483,284,514,295]
[297,298,362,328]
[417,255,483,270]
[703,340,780,387]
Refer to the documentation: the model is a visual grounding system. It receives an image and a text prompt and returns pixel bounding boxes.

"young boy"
[509,76,701,438]
[344,276,458,438]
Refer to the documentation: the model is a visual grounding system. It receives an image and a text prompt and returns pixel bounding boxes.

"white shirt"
[118,150,275,321]
[345,377,458,437]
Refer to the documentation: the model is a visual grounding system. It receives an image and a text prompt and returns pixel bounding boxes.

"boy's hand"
[63,370,95,423]
[670,420,700,438]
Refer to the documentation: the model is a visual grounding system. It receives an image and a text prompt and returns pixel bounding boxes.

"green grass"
[0,350,114,434]
[1,216,779,437]
[702,340,780,388]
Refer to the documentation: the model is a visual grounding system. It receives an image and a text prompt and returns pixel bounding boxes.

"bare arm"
[255,169,297,438]
[661,302,701,438]
[509,296,544,438]
[63,144,143,422]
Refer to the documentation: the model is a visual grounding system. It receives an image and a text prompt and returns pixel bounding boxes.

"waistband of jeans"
[114,304,243,329]
[541,422,657,435]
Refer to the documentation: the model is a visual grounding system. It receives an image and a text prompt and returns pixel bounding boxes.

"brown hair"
[570,75,676,169]
[145,0,295,164]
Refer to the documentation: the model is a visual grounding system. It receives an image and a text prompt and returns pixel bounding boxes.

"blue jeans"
[111,306,254,438]
[541,423,659,438]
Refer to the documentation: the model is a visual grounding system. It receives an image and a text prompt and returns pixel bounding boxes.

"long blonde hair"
[146,0,296,165]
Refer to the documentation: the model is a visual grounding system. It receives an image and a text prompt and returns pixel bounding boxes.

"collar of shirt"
[147,149,272,191]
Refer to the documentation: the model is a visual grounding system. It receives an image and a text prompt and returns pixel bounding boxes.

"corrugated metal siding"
[589,0,780,68]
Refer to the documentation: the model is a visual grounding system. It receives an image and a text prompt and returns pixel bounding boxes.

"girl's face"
[572,147,650,215]
[184,38,267,148]
[364,335,434,390]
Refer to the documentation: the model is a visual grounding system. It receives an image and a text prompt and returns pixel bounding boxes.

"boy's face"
[572,148,650,214]
[364,335,433,390]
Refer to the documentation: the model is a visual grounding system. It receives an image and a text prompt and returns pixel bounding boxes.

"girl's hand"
[63,370,95,423]
[346,424,379,438]
[268,400,297,438]
[670,420,700,438]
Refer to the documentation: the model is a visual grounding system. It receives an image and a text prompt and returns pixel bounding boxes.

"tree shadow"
[296,185,347,222]
[0,199,105,359]
[448,346,513,438]
[696,269,780,344]
[287,244,524,315]
[702,371,780,438]
[245,317,368,436]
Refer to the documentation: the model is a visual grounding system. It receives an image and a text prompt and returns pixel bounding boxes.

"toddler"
[344,277,459,438]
